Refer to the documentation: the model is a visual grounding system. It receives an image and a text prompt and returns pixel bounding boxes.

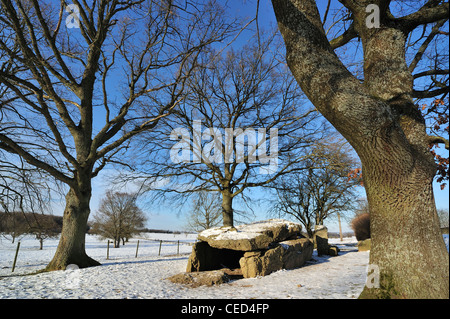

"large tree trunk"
[221,190,234,227]
[45,188,100,271]
[359,132,449,298]
[271,0,449,298]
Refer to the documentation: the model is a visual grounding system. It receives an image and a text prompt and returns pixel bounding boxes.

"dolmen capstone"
[186,219,314,279]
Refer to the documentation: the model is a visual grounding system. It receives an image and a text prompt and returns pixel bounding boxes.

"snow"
[0,233,370,299]
[0,233,447,299]
[198,219,299,241]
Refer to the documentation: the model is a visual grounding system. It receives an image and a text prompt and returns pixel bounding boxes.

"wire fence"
[104,238,197,261]
[1,234,198,274]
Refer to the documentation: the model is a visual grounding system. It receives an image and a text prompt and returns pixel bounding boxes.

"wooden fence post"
[11,241,21,273]
[158,240,162,256]
[135,240,140,258]
[107,240,110,260]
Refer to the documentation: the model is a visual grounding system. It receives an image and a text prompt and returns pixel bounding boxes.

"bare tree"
[272,139,360,237]
[27,213,60,250]
[133,31,324,227]
[0,0,236,270]
[271,0,449,298]
[91,191,146,248]
[183,191,222,232]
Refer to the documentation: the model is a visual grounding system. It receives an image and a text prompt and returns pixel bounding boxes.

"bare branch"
[330,22,357,49]
[413,69,449,79]
[413,87,450,98]
[399,2,449,32]
[408,19,448,72]
[0,134,74,185]
[428,135,450,149]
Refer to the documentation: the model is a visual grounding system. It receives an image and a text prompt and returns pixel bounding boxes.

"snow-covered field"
[0,233,447,299]
[0,233,368,299]
[0,232,197,276]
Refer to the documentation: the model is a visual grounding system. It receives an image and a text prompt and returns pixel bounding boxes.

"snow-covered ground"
[0,232,197,276]
[0,233,447,299]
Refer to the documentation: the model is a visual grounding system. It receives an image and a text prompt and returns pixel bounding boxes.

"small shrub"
[351,212,370,241]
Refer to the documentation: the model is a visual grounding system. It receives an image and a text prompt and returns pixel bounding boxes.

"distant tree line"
[139,229,184,235]
[0,212,64,249]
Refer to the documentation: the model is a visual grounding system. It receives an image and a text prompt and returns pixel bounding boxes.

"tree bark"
[359,135,448,298]
[221,190,234,227]
[45,187,100,271]
[271,0,449,298]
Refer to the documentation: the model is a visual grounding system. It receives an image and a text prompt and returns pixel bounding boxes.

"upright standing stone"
[239,238,313,278]
[357,238,371,252]
[314,225,329,256]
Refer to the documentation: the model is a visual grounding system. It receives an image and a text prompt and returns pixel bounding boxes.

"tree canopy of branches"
[272,139,360,237]
[0,0,237,270]
[132,31,324,227]
[1,151,55,247]
[91,191,146,248]
[271,0,449,298]
[1,152,51,216]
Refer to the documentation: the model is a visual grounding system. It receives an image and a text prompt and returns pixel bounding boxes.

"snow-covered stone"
[197,219,302,251]
[185,219,312,279]
[167,270,230,288]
